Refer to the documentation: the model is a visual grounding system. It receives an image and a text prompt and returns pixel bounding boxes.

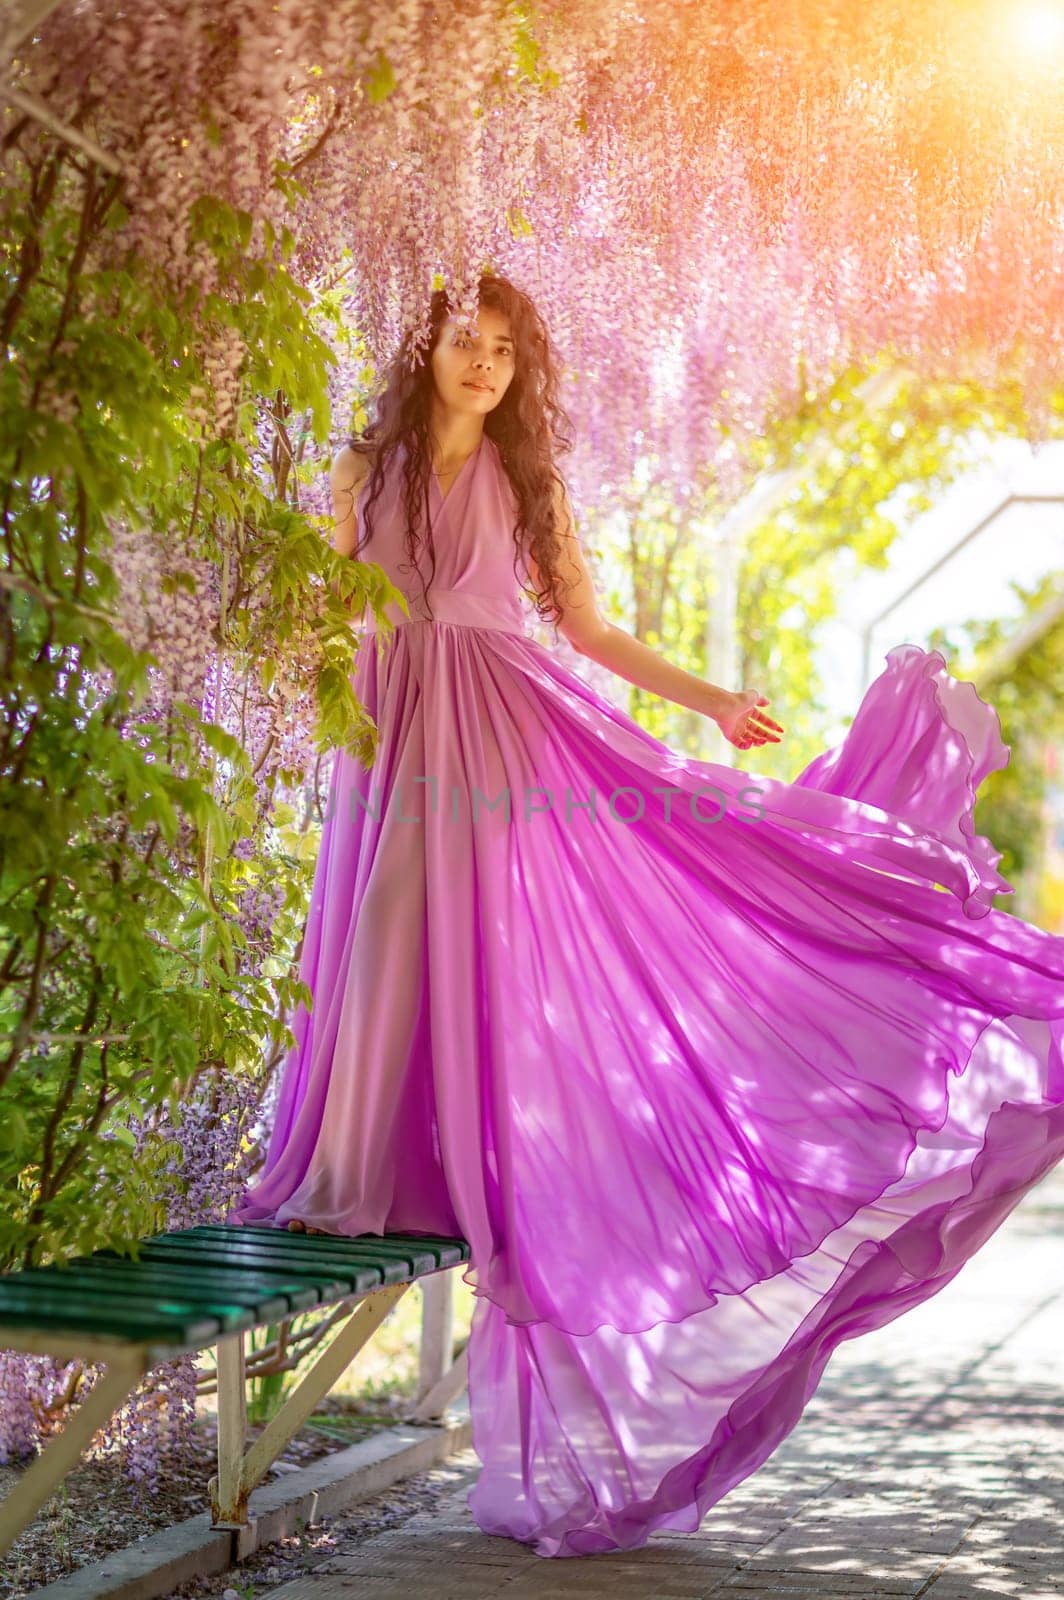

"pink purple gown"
[226,433,1064,1558]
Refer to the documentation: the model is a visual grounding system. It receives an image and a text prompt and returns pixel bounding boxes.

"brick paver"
[266,1165,1064,1599]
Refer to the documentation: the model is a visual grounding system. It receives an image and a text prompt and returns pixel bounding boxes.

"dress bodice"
[351,435,532,636]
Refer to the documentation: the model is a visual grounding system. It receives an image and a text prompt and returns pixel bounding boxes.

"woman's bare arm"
[527,477,783,745]
[329,444,372,556]
[329,445,375,621]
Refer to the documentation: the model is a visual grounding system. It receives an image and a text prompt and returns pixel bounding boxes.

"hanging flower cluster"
[12,0,1064,507]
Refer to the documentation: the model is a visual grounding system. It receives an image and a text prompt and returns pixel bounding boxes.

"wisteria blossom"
[8,0,1064,501]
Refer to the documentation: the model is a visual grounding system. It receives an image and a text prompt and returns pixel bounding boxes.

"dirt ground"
[0,1392,459,1599]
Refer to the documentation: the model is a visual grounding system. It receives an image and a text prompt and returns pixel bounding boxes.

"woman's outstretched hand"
[714,688,784,750]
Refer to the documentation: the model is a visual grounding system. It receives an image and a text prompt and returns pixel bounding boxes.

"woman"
[227,271,1064,1559]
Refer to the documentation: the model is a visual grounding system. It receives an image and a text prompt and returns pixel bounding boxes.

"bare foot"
[287,1218,326,1237]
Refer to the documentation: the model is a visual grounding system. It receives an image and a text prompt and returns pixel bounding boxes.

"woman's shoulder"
[330,437,378,488]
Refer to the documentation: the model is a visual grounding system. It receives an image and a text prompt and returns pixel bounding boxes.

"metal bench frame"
[0,1224,471,1558]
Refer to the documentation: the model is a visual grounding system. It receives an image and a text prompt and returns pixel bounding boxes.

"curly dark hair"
[344,271,579,628]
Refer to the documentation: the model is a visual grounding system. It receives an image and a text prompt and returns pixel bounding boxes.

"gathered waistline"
[356,586,527,636]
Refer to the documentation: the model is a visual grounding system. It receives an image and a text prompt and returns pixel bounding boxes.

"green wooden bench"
[0,1222,471,1559]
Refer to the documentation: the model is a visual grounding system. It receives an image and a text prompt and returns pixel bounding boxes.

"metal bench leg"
[209,1280,409,1528]
[0,1348,148,1558]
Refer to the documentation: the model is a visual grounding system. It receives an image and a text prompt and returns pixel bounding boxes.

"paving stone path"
[264,1165,1064,1599]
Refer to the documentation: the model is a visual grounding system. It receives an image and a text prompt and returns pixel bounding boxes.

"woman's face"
[430,305,516,413]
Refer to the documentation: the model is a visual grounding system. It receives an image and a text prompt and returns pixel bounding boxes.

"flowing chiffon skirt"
[228,618,1064,1558]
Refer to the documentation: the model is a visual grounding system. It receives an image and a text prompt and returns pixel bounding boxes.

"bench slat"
[0,1227,472,1360]
[0,1289,224,1344]
[135,1228,467,1277]
[97,1240,410,1286]
[0,1278,256,1333]
[188,1227,470,1273]
[0,1262,321,1324]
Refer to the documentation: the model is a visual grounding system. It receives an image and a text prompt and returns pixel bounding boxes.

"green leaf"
[365,49,396,103]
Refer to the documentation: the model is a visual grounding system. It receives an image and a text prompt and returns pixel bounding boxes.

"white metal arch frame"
[858,492,1064,692]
